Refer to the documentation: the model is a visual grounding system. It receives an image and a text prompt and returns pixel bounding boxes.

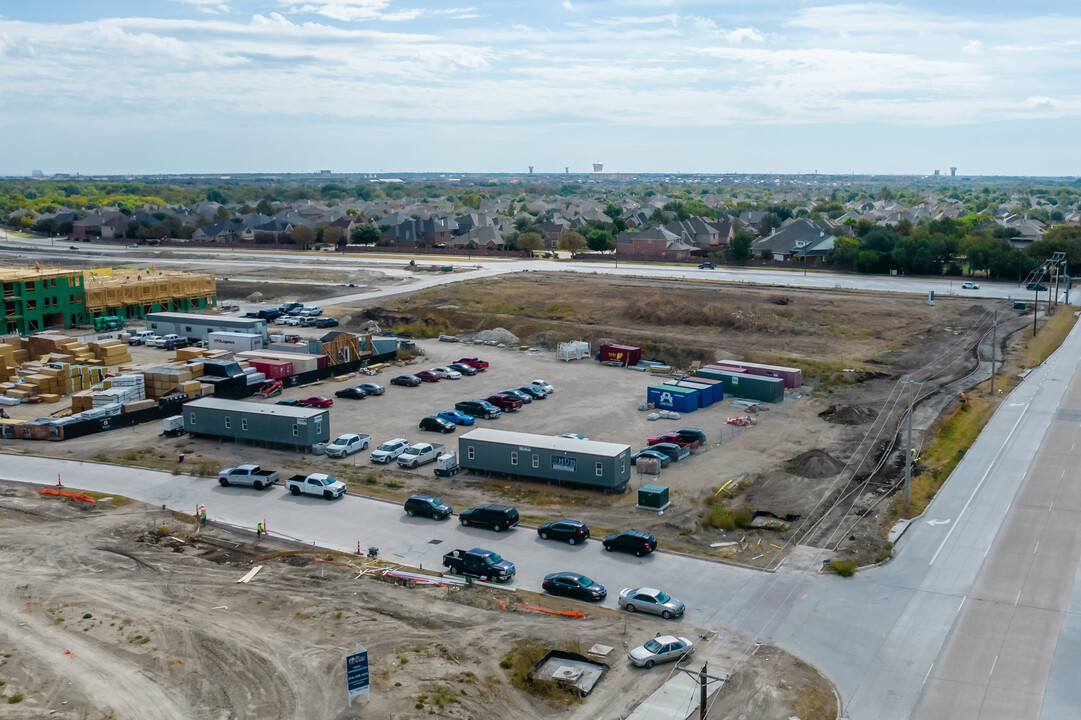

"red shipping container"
[250,359,293,380]
[598,344,642,366]
[316,355,329,370]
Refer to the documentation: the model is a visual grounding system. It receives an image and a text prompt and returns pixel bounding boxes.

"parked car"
[335,386,368,400]
[485,394,522,412]
[498,389,532,404]
[404,494,452,519]
[397,442,445,468]
[274,316,292,326]
[459,504,520,532]
[618,587,685,618]
[515,385,547,400]
[312,317,339,328]
[128,243,140,249]
[531,379,554,394]
[537,519,590,544]
[282,316,302,326]
[325,433,371,458]
[1027,282,1048,292]
[961,281,980,290]
[218,464,279,490]
[419,415,456,433]
[630,449,671,467]
[603,530,657,556]
[455,399,501,419]
[559,432,589,441]
[542,572,607,601]
[298,396,333,408]
[674,428,707,445]
[280,302,303,313]
[698,262,716,269]
[370,437,410,464]
[442,548,515,582]
[276,399,302,406]
[437,410,475,426]
[127,330,156,346]
[438,334,461,343]
[358,382,385,395]
[391,374,421,387]
[448,363,478,376]
[647,431,700,450]
[69,245,79,250]
[628,635,694,669]
[149,333,184,348]
[645,442,689,462]
[284,472,346,500]
[455,357,489,371]
[430,367,462,380]
[302,306,324,316]
[415,370,441,383]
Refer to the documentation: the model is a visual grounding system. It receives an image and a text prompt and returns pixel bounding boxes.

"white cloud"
[1025,95,1055,109]
[963,39,981,54]
[721,27,765,43]
[562,0,574,10]
[170,0,231,14]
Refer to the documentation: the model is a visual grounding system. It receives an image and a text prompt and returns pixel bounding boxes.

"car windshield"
[656,591,671,603]
[330,439,346,446]
[643,639,663,653]
[430,498,443,506]
[577,576,594,587]
[377,443,397,451]
[483,553,503,565]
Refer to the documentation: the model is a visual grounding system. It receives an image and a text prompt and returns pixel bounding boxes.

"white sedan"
[531,379,554,393]
[431,367,462,380]
[961,281,980,290]
[628,635,695,669]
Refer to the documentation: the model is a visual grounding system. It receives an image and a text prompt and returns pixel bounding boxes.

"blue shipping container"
[664,379,714,408]
[647,385,698,413]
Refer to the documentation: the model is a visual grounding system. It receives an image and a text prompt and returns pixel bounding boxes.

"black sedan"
[603,530,658,557]
[448,363,478,376]
[335,386,367,400]
[419,416,456,433]
[391,374,421,387]
[537,519,591,545]
[515,385,548,400]
[542,572,607,602]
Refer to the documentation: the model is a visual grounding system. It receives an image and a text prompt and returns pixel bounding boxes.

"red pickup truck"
[486,394,522,411]
[456,357,489,371]
[647,431,700,450]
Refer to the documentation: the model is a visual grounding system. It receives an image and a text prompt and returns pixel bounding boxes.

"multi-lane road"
[4,316,1081,718]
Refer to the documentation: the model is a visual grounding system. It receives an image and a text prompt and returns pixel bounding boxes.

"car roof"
[408,494,436,501]
[651,635,682,645]
[628,587,661,595]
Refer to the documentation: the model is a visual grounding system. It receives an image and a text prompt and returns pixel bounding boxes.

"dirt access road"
[0,483,832,720]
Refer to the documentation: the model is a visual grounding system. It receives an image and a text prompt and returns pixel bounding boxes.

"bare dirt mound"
[786,449,845,478]
[818,404,878,425]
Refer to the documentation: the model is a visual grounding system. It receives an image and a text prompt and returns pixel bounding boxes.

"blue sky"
[1,1,1078,176]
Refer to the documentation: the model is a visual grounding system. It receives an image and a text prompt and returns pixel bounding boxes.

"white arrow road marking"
[926,519,952,526]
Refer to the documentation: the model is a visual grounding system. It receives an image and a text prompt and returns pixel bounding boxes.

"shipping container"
[598,344,642,367]
[249,359,294,380]
[694,369,785,403]
[458,428,631,492]
[676,375,723,404]
[208,331,265,353]
[647,385,698,413]
[662,379,714,408]
[705,361,802,389]
[235,350,322,373]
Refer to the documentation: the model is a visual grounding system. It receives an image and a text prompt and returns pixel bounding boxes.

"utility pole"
[903,378,925,505]
[675,662,729,719]
[990,309,997,397]
[1033,287,1039,338]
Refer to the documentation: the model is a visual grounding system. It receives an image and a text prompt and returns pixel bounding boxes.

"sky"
[1,1,1079,176]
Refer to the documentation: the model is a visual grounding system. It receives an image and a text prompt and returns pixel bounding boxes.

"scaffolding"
[83,268,216,316]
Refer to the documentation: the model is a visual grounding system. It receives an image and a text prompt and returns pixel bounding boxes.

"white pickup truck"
[285,473,346,500]
[128,330,156,346]
[397,442,444,469]
[218,464,279,490]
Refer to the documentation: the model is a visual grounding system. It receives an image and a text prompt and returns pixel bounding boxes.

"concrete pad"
[931,631,1002,685]
[978,686,1044,720]
[970,550,1032,604]
[915,678,988,720]
[991,605,1062,692]
[624,670,723,720]
[1019,552,1078,612]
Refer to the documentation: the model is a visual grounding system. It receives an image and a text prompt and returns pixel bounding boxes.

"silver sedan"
[628,635,695,669]
[618,587,686,619]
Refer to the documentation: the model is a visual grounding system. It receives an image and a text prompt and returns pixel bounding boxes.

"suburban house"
[751,218,836,263]
[192,219,256,243]
[615,227,697,261]
[71,211,131,240]
[665,216,731,251]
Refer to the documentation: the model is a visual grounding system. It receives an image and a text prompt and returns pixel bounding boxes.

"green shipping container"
[695,368,785,403]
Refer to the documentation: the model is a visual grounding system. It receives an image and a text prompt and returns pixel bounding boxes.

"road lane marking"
[923,662,935,685]
[930,406,1030,566]
[1016,590,1023,606]
[1034,541,1040,554]
[1050,502,1054,512]
[990,654,998,676]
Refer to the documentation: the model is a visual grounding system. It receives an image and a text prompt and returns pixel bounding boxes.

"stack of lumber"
[88,339,133,366]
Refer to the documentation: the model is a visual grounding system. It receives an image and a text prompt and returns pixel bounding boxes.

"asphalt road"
[5,316,1081,718]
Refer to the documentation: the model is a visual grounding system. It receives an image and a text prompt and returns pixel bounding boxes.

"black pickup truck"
[441,548,516,583]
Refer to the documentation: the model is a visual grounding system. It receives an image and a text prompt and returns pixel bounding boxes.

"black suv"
[459,504,520,532]
[537,519,590,544]
[603,530,658,556]
[404,494,452,519]
[455,399,501,419]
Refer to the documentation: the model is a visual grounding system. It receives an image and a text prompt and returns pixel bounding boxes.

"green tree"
[255,198,275,216]
[727,231,752,261]
[206,188,227,204]
[462,193,482,210]
[517,232,544,256]
[558,231,586,254]
[759,248,774,261]
[586,229,613,252]
[826,236,860,267]
[322,226,343,247]
[351,224,380,245]
[856,250,879,273]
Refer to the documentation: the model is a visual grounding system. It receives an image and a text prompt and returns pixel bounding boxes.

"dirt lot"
[0,482,832,719]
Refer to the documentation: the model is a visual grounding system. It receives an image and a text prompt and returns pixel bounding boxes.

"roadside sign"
[347,644,370,706]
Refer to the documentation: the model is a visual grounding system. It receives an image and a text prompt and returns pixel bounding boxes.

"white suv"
[370,438,410,464]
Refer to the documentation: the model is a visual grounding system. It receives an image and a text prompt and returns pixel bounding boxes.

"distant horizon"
[2,1,1079,177]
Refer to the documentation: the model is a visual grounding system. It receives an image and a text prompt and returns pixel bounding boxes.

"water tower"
[950,167,957,177]
[528,166,534,174]
[592,162,604,172]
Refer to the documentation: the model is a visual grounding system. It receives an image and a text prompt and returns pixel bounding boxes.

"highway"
[4,316,1081,718]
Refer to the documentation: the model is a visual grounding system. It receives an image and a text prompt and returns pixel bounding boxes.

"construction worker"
[199,505,207,527]
[910,448,919,466]
[256,522,264,539]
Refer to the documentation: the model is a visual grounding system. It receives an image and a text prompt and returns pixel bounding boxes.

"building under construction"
[1,265,216,335]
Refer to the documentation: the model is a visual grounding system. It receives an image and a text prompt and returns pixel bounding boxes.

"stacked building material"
[142,364,201,399]
[88,339,133,366]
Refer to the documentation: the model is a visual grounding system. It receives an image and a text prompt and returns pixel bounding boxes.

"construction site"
[0,264,216,335]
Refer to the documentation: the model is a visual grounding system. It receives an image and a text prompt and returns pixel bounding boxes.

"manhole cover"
[428,539,443,545]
